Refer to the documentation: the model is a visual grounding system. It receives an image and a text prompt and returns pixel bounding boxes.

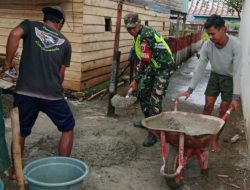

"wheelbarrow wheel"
[164,143,183,189]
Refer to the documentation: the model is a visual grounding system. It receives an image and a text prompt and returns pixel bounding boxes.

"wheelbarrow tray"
[142,111,225,149]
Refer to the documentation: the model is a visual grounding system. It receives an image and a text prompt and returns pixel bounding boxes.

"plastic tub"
[0,179,4,190]
[23,157,89,190]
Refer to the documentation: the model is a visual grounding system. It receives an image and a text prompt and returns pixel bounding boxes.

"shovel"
[111,88,137,108]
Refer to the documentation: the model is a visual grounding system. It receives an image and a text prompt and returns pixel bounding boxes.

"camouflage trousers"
[137,74,169,118]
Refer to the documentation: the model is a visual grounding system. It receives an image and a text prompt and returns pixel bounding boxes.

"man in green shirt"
[124,12,175,147]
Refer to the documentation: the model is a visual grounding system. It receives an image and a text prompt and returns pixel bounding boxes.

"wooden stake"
[11,107,25,190]
[107,0,124,117]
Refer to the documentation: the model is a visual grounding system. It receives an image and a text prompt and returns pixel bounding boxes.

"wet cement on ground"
[1,55,250,190]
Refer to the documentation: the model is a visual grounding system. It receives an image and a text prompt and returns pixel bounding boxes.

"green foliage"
[169,23,198,37]
[225,21,240,30]
[182,28,196,36]
[234,24,240,30]
[224,0,244,18]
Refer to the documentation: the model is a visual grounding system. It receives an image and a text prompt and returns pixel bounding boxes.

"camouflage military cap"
[124,12,140,28]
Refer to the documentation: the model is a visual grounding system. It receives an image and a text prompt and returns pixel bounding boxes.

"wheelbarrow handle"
[222,107,234,121]
[173,98,233,121]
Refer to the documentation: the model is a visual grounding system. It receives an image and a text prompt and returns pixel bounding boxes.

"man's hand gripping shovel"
[111,80,137,108]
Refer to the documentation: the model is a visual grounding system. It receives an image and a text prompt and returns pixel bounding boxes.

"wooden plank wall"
[0,0,171,91]
[0,0,83,91]
[80,0,170,90]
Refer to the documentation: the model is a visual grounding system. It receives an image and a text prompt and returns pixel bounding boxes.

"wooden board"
[82,32,132,43]
[81,61,128,81]
[82,40,132,52]
[81,52,129,72]
[63,80,81,91]
[80,63,129,90]
[81,46,130,62]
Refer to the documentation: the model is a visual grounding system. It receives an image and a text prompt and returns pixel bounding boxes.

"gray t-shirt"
[15,19,72,100]
[189,34,241,97]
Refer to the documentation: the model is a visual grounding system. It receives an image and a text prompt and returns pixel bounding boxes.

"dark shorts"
[205,72,233,102]
[13,93,75,137]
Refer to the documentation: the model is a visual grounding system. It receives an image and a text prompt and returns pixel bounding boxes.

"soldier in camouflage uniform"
[124,12,175,147]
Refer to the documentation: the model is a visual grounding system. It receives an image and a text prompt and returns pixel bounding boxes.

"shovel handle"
[172,98,179,111]
[11,107,25,190]
[125,88,133,98]
[172,96,187,111]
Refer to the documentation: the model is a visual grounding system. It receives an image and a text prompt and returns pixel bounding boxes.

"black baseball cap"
[42,6,65,21]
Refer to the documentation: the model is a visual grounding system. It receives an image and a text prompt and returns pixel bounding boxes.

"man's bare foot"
[211,141,221,152]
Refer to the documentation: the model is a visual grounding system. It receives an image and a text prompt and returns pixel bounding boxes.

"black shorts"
[205,72,233,102]
[13,93,75,137]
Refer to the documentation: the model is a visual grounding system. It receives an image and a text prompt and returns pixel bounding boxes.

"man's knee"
[203,96,217,115]
[219,101,230,118]
[62,129,74,136]
[203,103,214,115]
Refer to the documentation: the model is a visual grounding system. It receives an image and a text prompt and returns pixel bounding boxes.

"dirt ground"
[1,56,250,190]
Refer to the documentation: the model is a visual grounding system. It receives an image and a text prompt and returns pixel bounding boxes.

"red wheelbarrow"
[141,100,231,189]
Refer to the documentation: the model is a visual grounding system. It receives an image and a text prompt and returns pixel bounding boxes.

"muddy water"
[143,112,224,136]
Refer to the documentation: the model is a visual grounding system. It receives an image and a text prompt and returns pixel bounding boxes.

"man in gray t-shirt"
[4,6,75,180]
[177,14,241,152]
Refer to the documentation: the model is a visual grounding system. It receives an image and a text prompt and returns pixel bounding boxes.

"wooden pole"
[11,107,25,190]
[107,0,124,117]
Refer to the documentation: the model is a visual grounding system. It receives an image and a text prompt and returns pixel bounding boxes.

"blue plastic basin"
[0,179,4,190]
[23,157,89,190]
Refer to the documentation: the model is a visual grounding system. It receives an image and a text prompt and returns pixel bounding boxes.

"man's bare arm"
[5,26,24,70]
[59,65,66,83]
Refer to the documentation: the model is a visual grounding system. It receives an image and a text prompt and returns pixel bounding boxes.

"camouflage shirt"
[133,25,175,82]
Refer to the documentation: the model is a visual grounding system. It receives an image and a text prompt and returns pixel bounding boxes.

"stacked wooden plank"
[0,0,171,91]
[80,0,170,90]
[0,0,84,90]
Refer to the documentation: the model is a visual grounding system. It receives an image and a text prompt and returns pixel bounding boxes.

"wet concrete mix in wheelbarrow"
[1,91,250,190]
[143,113,222,136]
[165,117,185,131]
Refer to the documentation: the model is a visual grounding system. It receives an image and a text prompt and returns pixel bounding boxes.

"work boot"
[143,132,157,147]
[133,121,146,129]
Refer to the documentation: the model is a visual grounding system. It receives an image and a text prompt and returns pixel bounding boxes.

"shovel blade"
[111,94,137,108]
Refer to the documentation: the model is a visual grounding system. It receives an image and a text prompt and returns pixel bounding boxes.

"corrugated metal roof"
[128,0,169,13]
[127,0,185,14]
[188,0,238,18]
[146,3,170,13]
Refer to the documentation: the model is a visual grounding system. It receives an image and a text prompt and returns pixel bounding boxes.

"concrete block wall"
[239,0,250,156]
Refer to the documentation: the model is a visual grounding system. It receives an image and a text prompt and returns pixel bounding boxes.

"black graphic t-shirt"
[15,19,72,99]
